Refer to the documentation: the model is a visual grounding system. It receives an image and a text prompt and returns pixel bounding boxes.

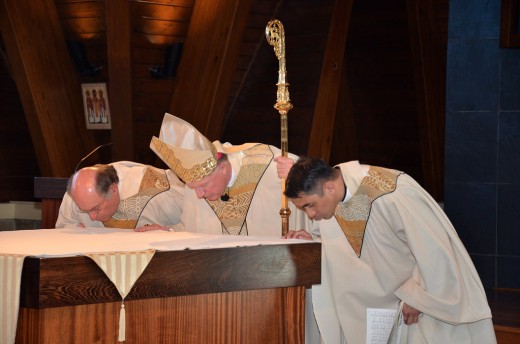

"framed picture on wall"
[81,83,111,129]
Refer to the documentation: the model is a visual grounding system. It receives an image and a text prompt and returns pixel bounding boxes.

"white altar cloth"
[0,228,306,344]
[0,227,301,257]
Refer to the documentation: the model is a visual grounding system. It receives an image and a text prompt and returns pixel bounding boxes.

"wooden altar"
[16,242,321,344]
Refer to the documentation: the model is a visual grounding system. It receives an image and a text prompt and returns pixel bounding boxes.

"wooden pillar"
[406,0,445,200]
[307,0,354,162]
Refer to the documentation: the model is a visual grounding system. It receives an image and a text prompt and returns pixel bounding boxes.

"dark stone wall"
[444,0,520,288]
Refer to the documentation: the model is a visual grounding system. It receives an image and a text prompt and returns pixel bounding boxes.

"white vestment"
[56,161,184,229]
[313,161,496,344]
[179,142,313,236]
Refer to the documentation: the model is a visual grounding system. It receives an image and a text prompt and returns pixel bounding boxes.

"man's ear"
[110,183,118,194]
[323,180,335,193]
[219,160,230,175]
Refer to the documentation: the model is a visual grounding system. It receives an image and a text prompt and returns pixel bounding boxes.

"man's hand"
[274,156,294,179]
[134,224,167,232]
[284,229,312,240]
[402,303,421,325]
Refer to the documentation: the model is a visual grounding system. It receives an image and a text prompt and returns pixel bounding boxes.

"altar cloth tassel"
[86,249,155,342]
[119,301,126,342]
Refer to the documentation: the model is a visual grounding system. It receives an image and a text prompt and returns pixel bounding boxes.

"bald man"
[55,161,184,231]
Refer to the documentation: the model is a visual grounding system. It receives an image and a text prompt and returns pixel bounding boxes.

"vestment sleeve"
[392,180,491,324]
[55,193,84,228]
[135,170,184,227]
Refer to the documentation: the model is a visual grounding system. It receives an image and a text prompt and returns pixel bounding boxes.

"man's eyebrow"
[294,200,311,209]
[79,201,102,213]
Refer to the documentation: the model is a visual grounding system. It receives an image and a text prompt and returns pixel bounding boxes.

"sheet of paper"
[366,307,402,344]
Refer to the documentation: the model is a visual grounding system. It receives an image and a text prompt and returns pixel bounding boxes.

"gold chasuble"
[206,144,273,235]
[335,166,402,257]
[103,167,170,229]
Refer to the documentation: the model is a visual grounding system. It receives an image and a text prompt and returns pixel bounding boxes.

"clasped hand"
[402,303,421,325]
[274,156,294,179]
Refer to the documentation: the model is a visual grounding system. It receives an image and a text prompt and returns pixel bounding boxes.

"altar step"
[488,288,520,344]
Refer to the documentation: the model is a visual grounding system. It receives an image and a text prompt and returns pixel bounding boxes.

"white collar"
[228,166,237,187]
[341,186,353,203]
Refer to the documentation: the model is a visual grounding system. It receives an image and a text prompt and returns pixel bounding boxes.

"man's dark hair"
[95,164,119,196]
[285,157,335,198]
[66,164,119,197]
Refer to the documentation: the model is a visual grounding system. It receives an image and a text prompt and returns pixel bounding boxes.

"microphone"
[220,187,230,201]
[74,143,113,172]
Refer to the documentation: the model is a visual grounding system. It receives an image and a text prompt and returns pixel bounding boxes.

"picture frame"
[81,83,111,129]
[500,0,520,47]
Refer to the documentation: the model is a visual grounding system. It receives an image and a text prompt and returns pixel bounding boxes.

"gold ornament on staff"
[266,19,292,237]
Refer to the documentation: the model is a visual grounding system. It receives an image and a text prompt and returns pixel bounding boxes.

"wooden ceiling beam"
[307,0,354,162]
[168,0,252,140]
[0,0,95,177]
[106,0,134,161]
[329,61,358,166]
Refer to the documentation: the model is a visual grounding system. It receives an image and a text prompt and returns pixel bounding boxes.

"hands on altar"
[402,303,421,325]
[284,229,312,240]
[134,224,168,232]
[274,156,294,179]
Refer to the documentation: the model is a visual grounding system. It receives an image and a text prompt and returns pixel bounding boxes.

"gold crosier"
[266,19,292,237]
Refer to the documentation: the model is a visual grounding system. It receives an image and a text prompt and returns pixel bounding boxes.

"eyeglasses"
[79,198,106,215]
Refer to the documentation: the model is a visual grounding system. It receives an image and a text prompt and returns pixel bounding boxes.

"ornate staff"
[266,19,292,237]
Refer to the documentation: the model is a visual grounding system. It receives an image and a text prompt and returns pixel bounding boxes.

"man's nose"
[306,209,316,220]
[88,212,97,221]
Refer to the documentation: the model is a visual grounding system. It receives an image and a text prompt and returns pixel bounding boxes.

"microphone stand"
[74,143,113,173]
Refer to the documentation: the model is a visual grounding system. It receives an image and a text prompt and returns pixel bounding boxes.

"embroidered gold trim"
[335,166,401,257]
[103,167,170,229]
[151,137,217,182]
[206,144,273,235]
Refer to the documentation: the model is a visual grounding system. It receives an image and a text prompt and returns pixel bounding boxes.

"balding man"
[55,161,184,231]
